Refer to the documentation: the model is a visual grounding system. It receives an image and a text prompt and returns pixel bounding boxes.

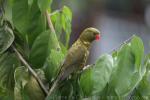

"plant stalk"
[11,45,48,95]
[45,10,61,50]
[45,10,56,33]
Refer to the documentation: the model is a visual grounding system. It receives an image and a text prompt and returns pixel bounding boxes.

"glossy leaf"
[62,6,72,46]
[51,10,62,39]
[29,30,51,68]
[38,0,52,12]
[0,26,14,54]
[14,66,45,100]
[28,0,33,6]
[130,35,144,71]
[29,30,60,68]
[61,6,72,47]
[59,42,67,55]
[3,0,13,25]
[135,54,150,98]
[14,66,30,100]
[12,0,46,45]
[0,52,20,99]
[137,71,150,96]
[44,49,64,82]
[109,36,144,96]
[80,54,114,97]
[62,6,72,34]
[51,6,72,47]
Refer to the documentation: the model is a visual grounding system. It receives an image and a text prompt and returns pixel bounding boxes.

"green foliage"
[43,49,64,82]
[51,6,72,47]
[29,30,63,69]
[28,0,33,6]
[14,66,45,100]
[108,36,145,96]
[12,0,46,45]
[133,54,150,99]
[3,0,13,25]
[80,54,114,97]
[29,30,51,68]
[38,0,52,12]
[0,26,14,54]
[0,52,20,100]
[0,0,150,100]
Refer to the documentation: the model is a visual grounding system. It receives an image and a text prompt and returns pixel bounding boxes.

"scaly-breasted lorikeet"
[46,27,100,98]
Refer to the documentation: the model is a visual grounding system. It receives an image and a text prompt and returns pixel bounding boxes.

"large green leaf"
[12,0,46,45]
[108,36,145,96]
[43,49,64,82]
[59,42,67,55]
[51,11,62,39]
[3,0,13,25]
[38,0,52,12]
[61,6,72,47]
[0,52,20,99]
[51,6,72,47]
[79,54,114,97]
[0,26,14,54]
[135,54,150,99]
[29,30,60,68]
[14,66,45,100]
[137,71,150,96]
[28,0,33,6]
[29,30,51,68]
[130,35,144,71]
[14,66,30,100]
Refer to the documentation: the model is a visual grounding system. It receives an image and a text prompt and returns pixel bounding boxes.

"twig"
[45,10,60,99]
[45,10,55,33]
[49,9,62,16]
[45,10,61,51]
[11,45,48,95]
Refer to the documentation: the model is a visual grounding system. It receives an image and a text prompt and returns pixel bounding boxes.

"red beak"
[95,34,100,41]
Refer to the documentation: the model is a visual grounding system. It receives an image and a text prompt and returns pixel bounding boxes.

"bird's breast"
[80,50,89,69]
[70,40,90,69]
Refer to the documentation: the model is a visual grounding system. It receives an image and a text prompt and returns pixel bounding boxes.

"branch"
[45,10,55,33]
[49,9,62,16]
[11,45,48,95]
[45,10,61,51]
[45,10,65,99]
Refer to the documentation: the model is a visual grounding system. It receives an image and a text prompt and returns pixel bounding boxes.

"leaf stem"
[45,10,55,33]
[45,10,61,50]
[11,45,48,95]
[49,9,62,16]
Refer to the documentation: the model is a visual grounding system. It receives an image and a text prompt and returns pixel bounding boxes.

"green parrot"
[46,27,100,98]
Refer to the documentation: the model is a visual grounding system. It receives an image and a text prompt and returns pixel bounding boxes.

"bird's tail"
[45,79,59,100]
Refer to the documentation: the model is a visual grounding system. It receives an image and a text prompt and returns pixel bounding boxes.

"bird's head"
[79,27,101,43]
